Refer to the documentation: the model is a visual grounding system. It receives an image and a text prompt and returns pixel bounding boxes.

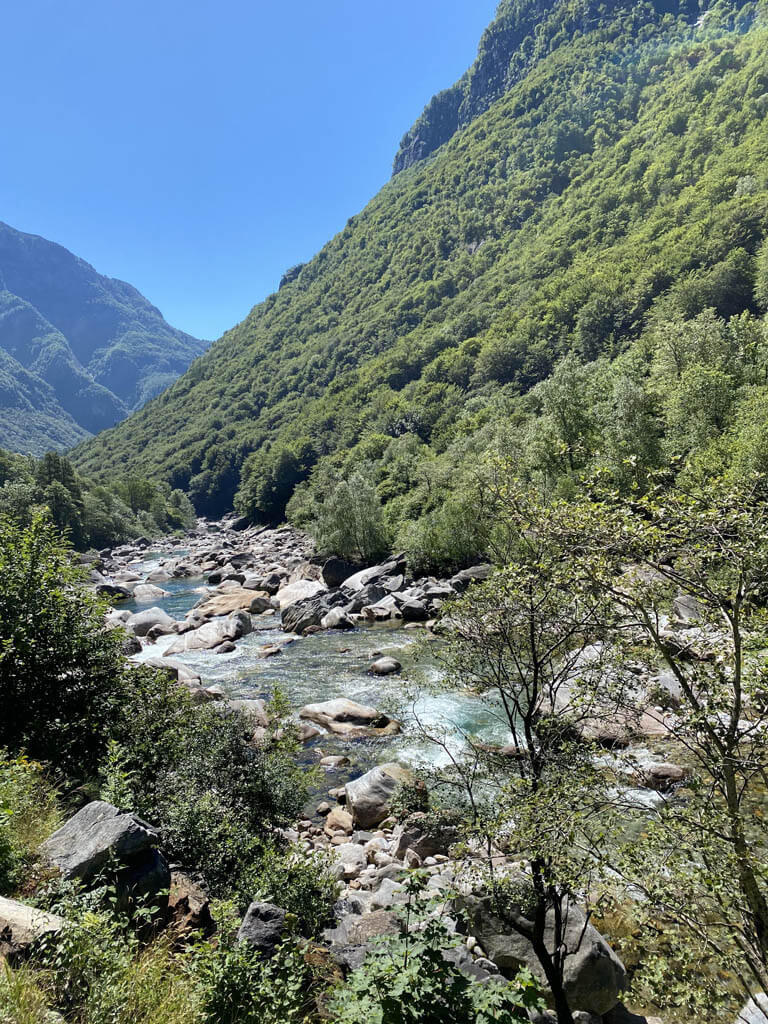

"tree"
[420,488,620,1022]
[310,472,391,561]
[566,479,768,1015]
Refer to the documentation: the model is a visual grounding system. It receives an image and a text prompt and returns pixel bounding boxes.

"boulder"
[228,698,269,726]
[341,556,407,593]
[636,762,688,793]
[461,895,626,1015]
[282,590,347,634]
[277,579,327,610]
[325,806,354,836]
[299,699,400,738]
[334,843,368,880]
[733,993,768,1024]
[369,656,402,676]
[132,584,171,603]
[193,588,271,619]
[0,896,66,959]
[325,909,401,948]
[126,606,175,637]
[39,801,159,884]
[143,657,202,689]
[164,611,252,655]
[448,564,494,593]
[238,902,287,958]
[321,606,355,630]
[346,764,411,829]
[322,557,363,589]
[96,581,132,600]
[168,871,215,936]
[393,813,457,861]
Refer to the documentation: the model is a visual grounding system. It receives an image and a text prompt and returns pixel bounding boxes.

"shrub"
[0,513,128,777]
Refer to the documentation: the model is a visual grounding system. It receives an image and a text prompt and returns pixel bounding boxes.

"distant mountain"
[0,221,208,454]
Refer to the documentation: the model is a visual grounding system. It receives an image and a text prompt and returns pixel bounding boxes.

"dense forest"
[0,446,196,549]
[72,0,768,573]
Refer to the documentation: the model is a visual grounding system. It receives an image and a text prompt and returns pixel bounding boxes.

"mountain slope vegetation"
[73,0,768,563]
[0,221,208,454]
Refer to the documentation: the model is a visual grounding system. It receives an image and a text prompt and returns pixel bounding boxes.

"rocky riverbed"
[73,515,710,1021]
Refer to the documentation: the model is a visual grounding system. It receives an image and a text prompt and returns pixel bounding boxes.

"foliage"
[0,512,129,776]
[308,471,392,561]
[0,445,196,550]
[197,936,315,1024]
[0,753,60,896]
[71,3,768,553]
[330,873,544,1024]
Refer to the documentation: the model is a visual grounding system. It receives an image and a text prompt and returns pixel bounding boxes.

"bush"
[103,674,312,902]
[0,513,128,777]
[198,937,315,1024]
[398,490,490,574]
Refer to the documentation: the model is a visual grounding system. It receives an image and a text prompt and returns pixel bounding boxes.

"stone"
[321,607,355,630]
[393,813,457,861]
[277,578,327,610]
[126,606,175,637]
[228,698,269,726]
[345,764,411,829]
[369,656,402,676]
[168,871,215,936]
[282,590,348,634]
[335,843,368,880]
[238,902,287,958]
[448,564,493,593]
[325,909,401,947]
[164,611,252,654]
[299,699,400,738]
[325,806,354,836]
[400,600,430,622]
[341,557,407,593]
[39,801,158,884]
[193,588,271,619]
[320,755,350,768]
[732,994,768,1024]
[132,584,171,602]
[636,762,688,793]
[672,592,702,625]
[322,557,362,589]
[0,896,66,959]
[462,895,626,1015]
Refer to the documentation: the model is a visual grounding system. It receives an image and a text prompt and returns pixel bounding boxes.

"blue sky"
[1,0,498,340]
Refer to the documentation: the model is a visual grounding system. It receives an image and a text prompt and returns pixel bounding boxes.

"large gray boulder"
[132,583,171,603]
[448,564,493,593]
[237,902,287,957]
[164,611,251,654]
[0,896,66,959]
[322,557,363,589]
[277,578,327,610]
[299,699,400,738]
[126,606,175,637]
[345,763,411,828]
[341,556,407,593]
[39,801,159,884]
[462,895,626,1015]
[281,590,348,634]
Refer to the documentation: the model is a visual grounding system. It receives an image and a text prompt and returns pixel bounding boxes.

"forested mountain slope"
[72,0,768,553]
[0,221,207,454]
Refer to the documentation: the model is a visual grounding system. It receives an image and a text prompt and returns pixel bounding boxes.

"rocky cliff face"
[0,221,208,454]
[392,0,698,175]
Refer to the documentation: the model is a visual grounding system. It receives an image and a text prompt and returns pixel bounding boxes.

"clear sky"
[1,0,498,340]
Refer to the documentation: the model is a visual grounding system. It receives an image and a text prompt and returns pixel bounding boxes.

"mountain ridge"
[0,220,208,454]
[71,0,767,534]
